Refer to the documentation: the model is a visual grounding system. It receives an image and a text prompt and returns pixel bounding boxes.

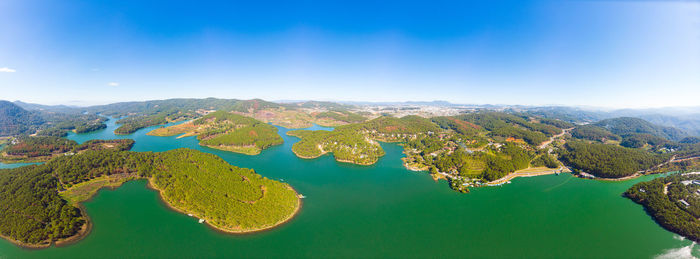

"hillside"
[0,101,44,136]
[558,141,669,178]
[594,117,688,141]
[0,101,107,137]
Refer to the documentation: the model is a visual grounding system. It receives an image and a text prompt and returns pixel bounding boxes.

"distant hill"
[12,101,80,113]
[636,114,700,137]
[523,106,700,137]
[0,101,44,136]
[290,101,354,110]
[594,117,689,141]
[339,100,458,107]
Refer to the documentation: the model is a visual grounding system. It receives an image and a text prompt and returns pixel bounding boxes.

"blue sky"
[0,0,698,108]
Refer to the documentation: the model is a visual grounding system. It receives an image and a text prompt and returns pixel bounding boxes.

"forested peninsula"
[0,148,300,248]
[147,111,283,155]
[287,115,438,165]
[625,171,700,242]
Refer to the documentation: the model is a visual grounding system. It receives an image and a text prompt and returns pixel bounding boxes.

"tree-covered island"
[147,111,284,155]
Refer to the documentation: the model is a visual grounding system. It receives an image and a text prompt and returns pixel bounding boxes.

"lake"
[0,117,697,258]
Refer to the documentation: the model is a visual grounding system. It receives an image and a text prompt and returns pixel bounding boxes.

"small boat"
[198,219,205,224]
[280,179,285,182]
[298,194,306,199]
[187,213,193,217]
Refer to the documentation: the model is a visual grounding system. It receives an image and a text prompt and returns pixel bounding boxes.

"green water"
[0,118,697,258]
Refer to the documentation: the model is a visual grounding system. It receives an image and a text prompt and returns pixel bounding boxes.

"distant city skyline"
[1,0,699,108]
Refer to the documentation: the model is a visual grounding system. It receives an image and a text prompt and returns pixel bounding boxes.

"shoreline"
[585,172,643,182]
[487,167,567,186]
[145,179,302,234]
[0,205,92,250]
[291,148,325,160]
[291,148,379,166]
[2,176,133,249]
[201,143,262,155]
[1,173,300,249]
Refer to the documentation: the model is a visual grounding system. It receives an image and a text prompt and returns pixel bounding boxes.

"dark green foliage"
[0,148,298,245]
[194,111,283,150]
[406,136,534,181]
[680,137,700,145]
[491,126,548,146]
[0,100,107,137]
[480,143,534,181]
[74,123,107,133]
[315,110,366,123]
[405,136,445,155]
[342,115,440,135]
[47,150,157,184]
[558,141,668,178]
[228,99,282,113]
[667,140,700,159]
[538,118,574,129]
[625,174,700,242]
[0,165,84,245]
[2,136,134,162]
[47,113,108,134]
[3,136,77,158]
[36,120,107,137]
[150,149,298,231]
[37,128,69,137]
[0,101,45,136]
[115,114,169,134]
[289,116,441,164]
[76,139,135,152]
[431,116,481,136]
[450,112,560,147]
[571,125,620,142]
[594,117,688,141]
[456,112,562,137]
[531,154,559,168]
[620,133,668,148]
[288,129,385,165]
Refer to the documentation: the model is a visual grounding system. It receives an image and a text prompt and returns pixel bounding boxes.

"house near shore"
[579,172,596,179]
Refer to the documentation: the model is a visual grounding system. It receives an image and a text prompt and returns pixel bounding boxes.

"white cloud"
[108,82,119,87]
[0,67,16,73]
